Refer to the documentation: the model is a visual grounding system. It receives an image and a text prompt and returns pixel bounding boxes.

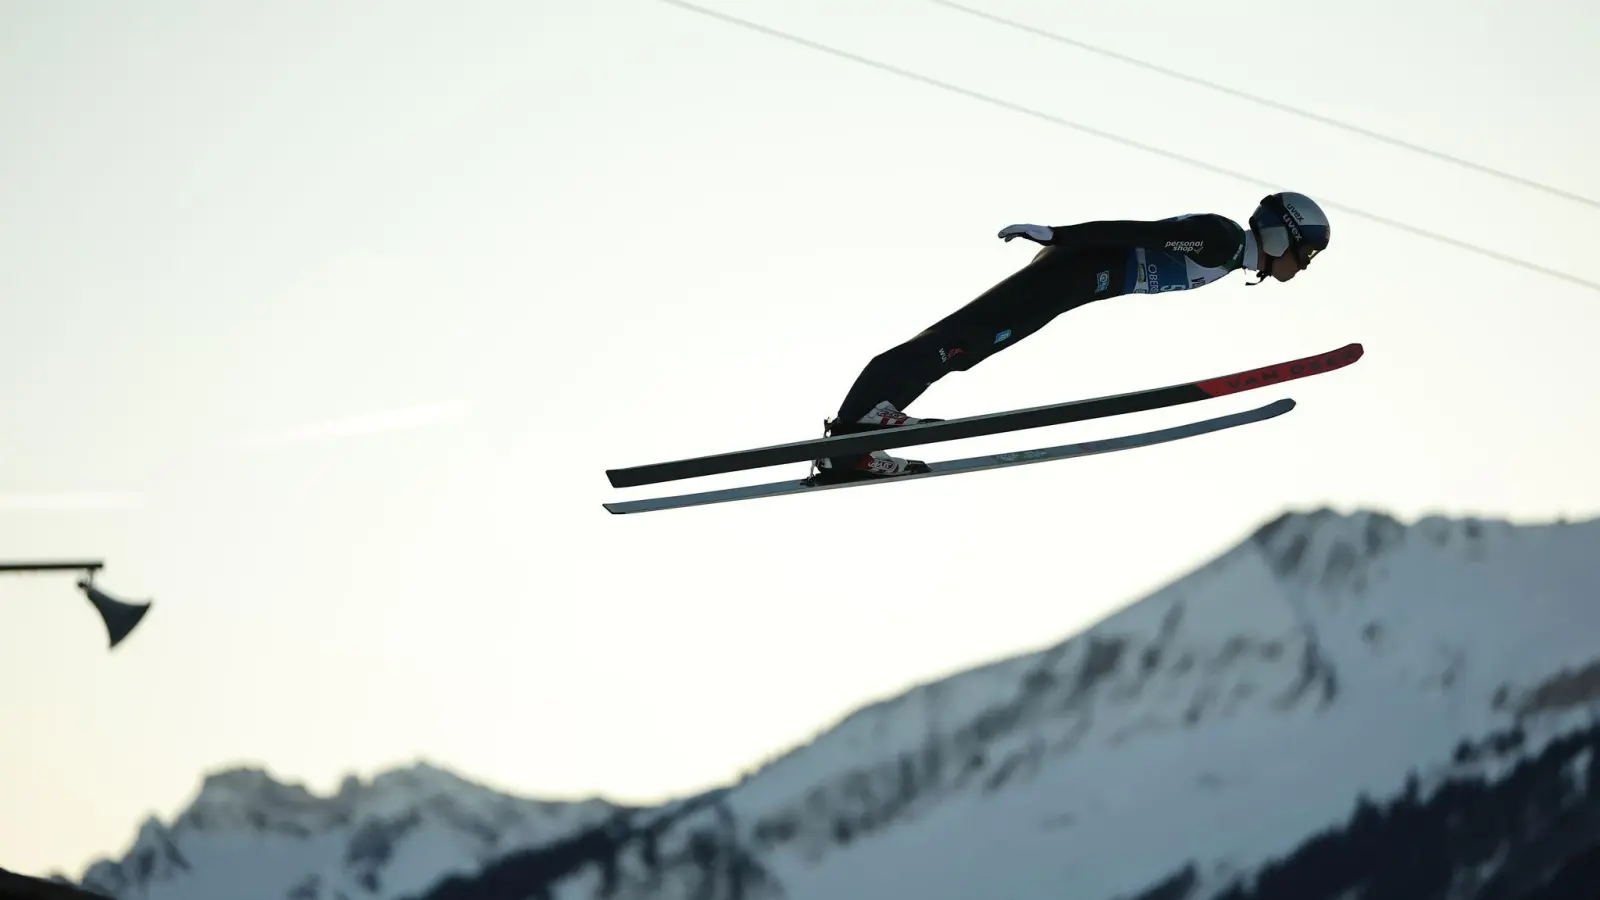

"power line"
[926,0,1600,212]
[656,0,1600,295]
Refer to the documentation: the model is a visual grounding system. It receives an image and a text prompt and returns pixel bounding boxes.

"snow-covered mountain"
[48,507,1600,900]
[68,764,621,900]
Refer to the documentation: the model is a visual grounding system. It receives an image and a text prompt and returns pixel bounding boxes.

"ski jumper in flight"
[812,191,1333,484]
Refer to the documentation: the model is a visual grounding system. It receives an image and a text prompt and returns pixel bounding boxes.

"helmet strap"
[1244,220,1266,285]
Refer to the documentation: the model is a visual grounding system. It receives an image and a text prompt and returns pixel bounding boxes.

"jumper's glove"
[998,223,1053,244]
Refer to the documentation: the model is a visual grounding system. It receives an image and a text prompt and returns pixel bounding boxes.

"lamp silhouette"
[1,560,152,649]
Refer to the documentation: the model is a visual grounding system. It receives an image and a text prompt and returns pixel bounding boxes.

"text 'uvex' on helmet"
[1251,191,1330,267]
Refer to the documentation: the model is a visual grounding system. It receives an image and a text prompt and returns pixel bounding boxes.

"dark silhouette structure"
[0,560,151,649]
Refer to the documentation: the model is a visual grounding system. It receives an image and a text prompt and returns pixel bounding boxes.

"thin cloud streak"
[0,492,144,512]
[219,401,472,452]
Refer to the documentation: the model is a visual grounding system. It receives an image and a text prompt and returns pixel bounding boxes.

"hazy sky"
[3,0,1597,879]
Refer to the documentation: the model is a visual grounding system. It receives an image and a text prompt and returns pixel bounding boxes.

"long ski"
[603,397,1295,514]
[605,343,1361,489]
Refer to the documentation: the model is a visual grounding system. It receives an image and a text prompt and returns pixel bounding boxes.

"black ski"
[605,343,1361,488]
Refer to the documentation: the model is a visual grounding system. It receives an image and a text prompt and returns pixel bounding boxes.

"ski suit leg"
[830,244,1124,431]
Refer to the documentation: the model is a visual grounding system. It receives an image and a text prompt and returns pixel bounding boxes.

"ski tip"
[1196,342,1364,397]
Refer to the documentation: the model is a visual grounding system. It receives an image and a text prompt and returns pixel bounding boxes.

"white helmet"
[1250,191,1331,268]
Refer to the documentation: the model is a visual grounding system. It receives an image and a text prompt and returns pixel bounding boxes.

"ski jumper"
[829,214,1256,433]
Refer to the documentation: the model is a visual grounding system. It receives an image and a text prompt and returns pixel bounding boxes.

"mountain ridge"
[36,505,1600,900]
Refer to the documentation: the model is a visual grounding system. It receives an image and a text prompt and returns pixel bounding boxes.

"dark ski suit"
[828,214,1253,435]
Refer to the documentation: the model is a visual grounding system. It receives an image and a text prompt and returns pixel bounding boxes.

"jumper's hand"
[998,223,1053,244]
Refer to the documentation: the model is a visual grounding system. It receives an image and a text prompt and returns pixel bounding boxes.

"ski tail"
[605,342,1361,488]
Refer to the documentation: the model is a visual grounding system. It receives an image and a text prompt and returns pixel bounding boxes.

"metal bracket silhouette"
[0,560,152,649]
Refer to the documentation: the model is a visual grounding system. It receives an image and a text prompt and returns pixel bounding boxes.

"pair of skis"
[602,342,1364,514]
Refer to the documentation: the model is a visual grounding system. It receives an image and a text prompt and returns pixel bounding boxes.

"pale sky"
[3,0,1597,880]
